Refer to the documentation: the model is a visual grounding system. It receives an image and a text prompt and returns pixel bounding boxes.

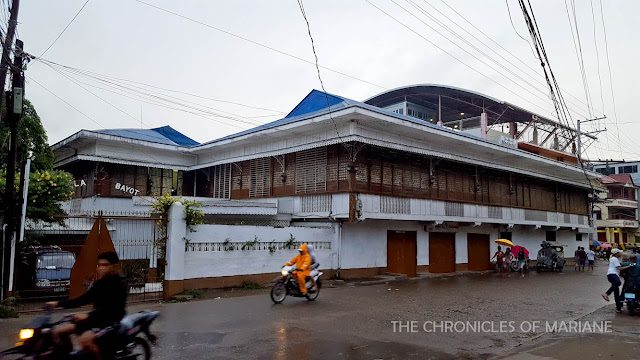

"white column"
[481,112,488,140]
[165,202,187,281]
[455,232,468,264]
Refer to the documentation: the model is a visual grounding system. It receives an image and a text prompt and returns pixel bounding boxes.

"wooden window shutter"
[295,147,328,193]
[250,158,271,197]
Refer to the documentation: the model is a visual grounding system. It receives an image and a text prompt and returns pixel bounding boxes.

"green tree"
[0,99,55,171]
[0,99,72,223]
[0,169,74,224]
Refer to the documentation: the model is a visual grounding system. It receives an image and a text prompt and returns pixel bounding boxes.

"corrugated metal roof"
[605,174,636,186]
[96,126,199,146]
[200,89,466,146]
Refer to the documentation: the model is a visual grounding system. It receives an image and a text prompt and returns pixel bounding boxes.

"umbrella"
[494,239,514,247]
[589,240,601,247]
[600,243,612,249]
[511,245,529,258]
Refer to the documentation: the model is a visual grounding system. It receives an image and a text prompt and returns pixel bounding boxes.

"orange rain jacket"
[285,244,312,293]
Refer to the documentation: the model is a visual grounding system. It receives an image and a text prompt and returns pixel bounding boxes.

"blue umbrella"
[589,239,601,247]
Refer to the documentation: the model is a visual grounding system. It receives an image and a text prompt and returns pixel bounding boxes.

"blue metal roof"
[97,126,199,146]
[201,89,470,146]
[285,90,346,118]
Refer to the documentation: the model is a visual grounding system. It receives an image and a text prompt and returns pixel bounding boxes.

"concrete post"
[480,112,488,140]
[164,202,186,298]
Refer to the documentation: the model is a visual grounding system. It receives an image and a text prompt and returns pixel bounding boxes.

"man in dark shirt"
[577,247,587,271]
[47,251,127,359]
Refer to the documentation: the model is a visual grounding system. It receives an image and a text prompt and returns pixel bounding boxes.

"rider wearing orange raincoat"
[284,244,312,295]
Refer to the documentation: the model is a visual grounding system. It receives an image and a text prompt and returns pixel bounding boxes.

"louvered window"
[250,158,271,197]
[295,147,327,193]
[212,164,232,199]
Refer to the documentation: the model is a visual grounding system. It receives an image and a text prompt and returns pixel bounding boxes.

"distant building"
[595,174,639,245]
[594,161,640,185]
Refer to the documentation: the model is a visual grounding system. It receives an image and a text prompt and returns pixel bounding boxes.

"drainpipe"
[335,221,342,278]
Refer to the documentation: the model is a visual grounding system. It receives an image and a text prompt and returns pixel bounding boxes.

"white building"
[51,85,599,292]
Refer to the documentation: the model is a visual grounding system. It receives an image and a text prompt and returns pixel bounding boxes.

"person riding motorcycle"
[45,251,128,360]
[284,244,312,295]
[307,244,320,291]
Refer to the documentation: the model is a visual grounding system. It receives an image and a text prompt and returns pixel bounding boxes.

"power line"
[435,0,604,119]
[564,0,593,118]
[295,0,345,150]
[38,59,340,147]
[588,0,605,116]
[38,58,287,114]
[132,0,387,91]
[598,0,622,157]
[401,0,582,120]
[35,0,90,61]
[366,0,570,128]
[504,0,537,58]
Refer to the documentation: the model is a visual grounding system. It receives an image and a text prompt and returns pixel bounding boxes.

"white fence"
[165,202,338,282]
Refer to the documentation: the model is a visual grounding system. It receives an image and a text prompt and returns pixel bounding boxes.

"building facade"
[50,85,598,283]
[596,174,639,245]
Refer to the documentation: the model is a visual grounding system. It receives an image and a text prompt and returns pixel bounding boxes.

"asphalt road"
[2,260,637,359]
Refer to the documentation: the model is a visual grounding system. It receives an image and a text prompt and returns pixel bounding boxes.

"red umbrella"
[511,245,529,258]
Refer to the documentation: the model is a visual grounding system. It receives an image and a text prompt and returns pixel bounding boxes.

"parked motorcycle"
[0,310,159,360]
[270,265,322,303]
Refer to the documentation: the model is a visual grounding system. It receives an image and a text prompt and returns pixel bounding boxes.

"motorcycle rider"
[307,244,320,292]
[46,251,128,360]
[284,244,312,296]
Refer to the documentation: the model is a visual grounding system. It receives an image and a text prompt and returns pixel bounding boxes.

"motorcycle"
[622,284,640,315]
[0,310,159,360]
[270,265,322,303]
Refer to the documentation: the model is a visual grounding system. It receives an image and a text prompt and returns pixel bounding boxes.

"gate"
[15,211,165,312]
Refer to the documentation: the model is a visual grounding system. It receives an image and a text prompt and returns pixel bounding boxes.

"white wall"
[340,220,428,269]
[339,221,502,269]
[182,224,337,279]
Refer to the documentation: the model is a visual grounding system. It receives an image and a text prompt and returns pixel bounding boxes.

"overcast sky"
[18,0,640,161]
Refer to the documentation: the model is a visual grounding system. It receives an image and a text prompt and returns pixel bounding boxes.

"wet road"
[151,262,617,359]
[1,261,635,359]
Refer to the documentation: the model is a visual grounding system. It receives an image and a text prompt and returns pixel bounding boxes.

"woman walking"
[517,248,527,277]
[603,249,633,312]
[504,248,514,277]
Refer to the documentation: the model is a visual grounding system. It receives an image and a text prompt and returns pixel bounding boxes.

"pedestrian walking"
[577,247,587,271]
[602,249,634,313]
[517,247,526,277]
[492,246,505,276]
[504,248,514,277]
[587,247,595,270]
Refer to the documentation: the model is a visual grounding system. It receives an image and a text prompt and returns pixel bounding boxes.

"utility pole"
[576,117,607,162]
[2,38,24,301]
[0,0,19,97]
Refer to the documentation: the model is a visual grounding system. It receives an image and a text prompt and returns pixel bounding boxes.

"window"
[594,210,602,220]
[249,157,271,197]
[596,167,616,175]
[620,165,638,174]
[211,164,232,199]
[545,231,556,242]
[576,233,582,242]
[295,147,327,193]
[499,232,512,241]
